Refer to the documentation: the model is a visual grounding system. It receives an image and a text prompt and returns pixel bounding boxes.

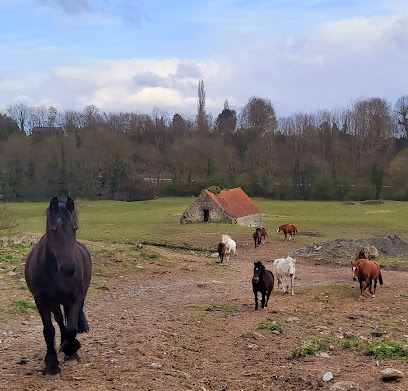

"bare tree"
[7,103,29,133]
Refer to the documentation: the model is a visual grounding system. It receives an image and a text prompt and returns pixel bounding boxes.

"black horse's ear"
[50,197,59,213]
[66,197,75,213]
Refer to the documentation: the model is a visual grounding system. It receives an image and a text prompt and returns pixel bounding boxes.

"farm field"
[1,199,408,390]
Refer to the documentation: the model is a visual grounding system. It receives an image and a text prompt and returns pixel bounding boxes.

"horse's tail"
[378,271,383,286]
[78,309,89,333]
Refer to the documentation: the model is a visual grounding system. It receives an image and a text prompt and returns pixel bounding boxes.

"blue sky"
[1,0,408,118]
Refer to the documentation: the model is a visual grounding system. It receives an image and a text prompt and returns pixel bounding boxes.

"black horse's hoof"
[64,353,80,366]
[42,367,61,380]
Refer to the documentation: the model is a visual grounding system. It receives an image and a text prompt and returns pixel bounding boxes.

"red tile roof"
[205,187,262,218]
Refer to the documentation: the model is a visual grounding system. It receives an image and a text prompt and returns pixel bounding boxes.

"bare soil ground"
[1,234,408,391]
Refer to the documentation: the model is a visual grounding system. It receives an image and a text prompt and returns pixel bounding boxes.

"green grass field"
[3,198,408,248]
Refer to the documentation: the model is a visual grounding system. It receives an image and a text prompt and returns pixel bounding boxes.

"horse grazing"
[221,234,236,259]
[351,258,383,299]
[25,197,92,379]
[216,242,226,263]
[252,261,274,310]
[277,224,299,241]
[273,256,296,295]
[252,230,261,248]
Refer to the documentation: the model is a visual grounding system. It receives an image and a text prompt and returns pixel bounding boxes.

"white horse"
[272,256,296,295]
[221,234,236,261]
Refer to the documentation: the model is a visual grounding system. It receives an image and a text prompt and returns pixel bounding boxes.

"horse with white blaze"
[272,256,296,295]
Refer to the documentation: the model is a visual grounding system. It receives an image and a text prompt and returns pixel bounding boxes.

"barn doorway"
[203,209,209,222]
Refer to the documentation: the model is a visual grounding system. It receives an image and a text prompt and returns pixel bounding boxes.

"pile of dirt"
[293,235,408,260]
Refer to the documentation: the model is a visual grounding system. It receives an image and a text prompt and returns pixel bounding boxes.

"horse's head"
[351,261,358,281]
[277,226,282,234]
[46,197,78,278]
[252,261,264,283]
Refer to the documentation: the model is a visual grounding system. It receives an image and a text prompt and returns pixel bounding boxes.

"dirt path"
[1,237,408,390]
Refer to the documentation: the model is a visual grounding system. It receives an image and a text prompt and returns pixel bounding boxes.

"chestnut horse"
[217,242,226,263]
[351,258,383,299]
[277,224,299,241]
[252,261,274,310]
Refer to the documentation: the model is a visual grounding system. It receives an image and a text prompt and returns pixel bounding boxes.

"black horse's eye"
[49,226,57,233]
[73,227,78,233]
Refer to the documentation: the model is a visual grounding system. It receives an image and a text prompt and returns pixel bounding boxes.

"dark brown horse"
[351,258,383,299]
[252,230,261,248]
[25,197,92,379]
[354,249,369,261]
[217,242,226,263]
[277,224,299,241]
[252,261,274,310]
[257,228,268,244]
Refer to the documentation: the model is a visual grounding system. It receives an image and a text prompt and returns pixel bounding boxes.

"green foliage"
[364,342,408,359]
[12,300,37,313]
[206,186,223,194]
[0,254,19,264]
[257,320,283,333]
[292,338,327,358]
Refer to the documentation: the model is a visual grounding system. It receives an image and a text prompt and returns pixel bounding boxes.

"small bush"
[364,342,408,359]
[292,338,327,358]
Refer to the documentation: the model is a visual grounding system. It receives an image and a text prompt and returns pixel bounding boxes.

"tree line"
[1,83,408,202]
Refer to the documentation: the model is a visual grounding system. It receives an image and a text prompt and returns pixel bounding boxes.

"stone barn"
[180,187,263,227]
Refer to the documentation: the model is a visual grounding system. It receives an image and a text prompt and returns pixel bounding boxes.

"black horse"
[25,197,92,379]
[252,261,274,310]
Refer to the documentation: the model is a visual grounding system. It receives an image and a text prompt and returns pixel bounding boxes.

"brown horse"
[277,224,298,241]
[217,242,226,263]
[351,258,383,299]
[257,228,268,244]
[252,230,261,248]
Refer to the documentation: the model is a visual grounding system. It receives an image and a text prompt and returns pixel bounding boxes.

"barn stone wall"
[236,213,264,227]
[180,191,263,227]
[180,193,233,224]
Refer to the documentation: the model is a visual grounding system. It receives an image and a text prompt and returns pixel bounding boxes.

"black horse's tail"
[78,309,89,333]
[379,272,383,286]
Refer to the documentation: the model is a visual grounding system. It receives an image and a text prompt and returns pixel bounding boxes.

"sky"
[1,0,408,119]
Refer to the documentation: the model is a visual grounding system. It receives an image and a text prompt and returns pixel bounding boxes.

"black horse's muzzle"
[252,276,259,283]
[60,264,76,277]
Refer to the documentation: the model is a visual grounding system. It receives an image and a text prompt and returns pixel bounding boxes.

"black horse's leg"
[52,304,66,349]
[254,291,258,310]
[372,279,377,297]
[261,292,266,308]
[35,298,60,379]
[265,293,270,308]
[60,298,84,364]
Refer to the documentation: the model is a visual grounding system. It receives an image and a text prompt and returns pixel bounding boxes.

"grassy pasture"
[5,198,408,247]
